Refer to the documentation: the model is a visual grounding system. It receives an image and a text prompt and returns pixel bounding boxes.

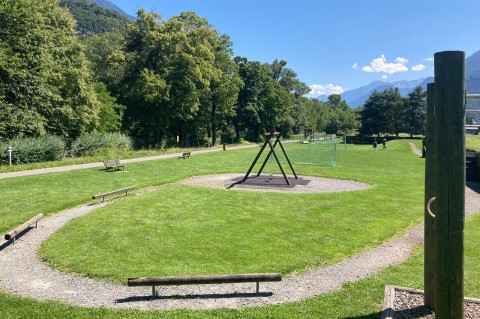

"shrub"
[0,135,66,165]
[70,132,132,157]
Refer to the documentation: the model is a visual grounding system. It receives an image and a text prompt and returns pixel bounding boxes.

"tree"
[383,87,404,137]
[404,85,426,137]
[358,90,389,136]
[120,10,217,147]
[82,31,126,86]
[196,35,242,146]
[359,88,405,137]
[232,57,268,140]
[93,82,124,133]
[323,94,359,135]
[269,59,310,98]
[0,0,99,139]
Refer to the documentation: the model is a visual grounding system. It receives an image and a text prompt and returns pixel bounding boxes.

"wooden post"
[434,51,465,319]
[424,82,436,309]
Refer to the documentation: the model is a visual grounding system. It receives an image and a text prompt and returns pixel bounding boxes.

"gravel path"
[0,144,257,180]
[0,143,479,311]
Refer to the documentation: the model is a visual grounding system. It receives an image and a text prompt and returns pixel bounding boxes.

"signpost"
[7,146,12,166]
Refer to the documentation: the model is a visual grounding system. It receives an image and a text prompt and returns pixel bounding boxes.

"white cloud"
[411,64,426,71]
[424,57,434,61]
[361,54,409,74]
[352,63,358,70]
[308,84,345,97]
[382,75,388,79]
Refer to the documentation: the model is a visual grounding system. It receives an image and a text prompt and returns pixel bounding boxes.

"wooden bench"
[103,160,125,172]
[128,273,282,296]
[4,213,44,244]
[92,186,135,202]
[178,152,191,159]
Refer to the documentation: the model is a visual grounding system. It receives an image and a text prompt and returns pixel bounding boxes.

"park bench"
[127,273,282,297]
[178,152,191,159]
[4,213,44,244]
[92,186,135,202]
[103,160,125,172]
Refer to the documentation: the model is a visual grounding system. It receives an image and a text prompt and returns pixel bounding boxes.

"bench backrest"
[104,160,120,165]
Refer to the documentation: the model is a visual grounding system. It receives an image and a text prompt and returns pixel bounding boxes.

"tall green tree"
[120,10,217,147]
[404,85,426,137]
[324,95,359,135]
[384,87,404,137]
[82,31,126,86]
[358,90,389,136]
[193,35,241,146]
[270,59,310,97]
[232,57,268,140]
[93,82,124,133]
[232,57,300,141]
[0,0,99,139]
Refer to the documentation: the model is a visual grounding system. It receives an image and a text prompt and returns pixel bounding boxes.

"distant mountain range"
[319,50,480,108]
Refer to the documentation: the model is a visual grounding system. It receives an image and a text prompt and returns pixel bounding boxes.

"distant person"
[382,138,387,149]
[373,140,377,151]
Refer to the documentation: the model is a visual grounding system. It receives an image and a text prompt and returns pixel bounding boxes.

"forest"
[0,0,425,152]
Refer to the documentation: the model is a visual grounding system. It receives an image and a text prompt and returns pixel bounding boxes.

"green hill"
[60,0,129,37]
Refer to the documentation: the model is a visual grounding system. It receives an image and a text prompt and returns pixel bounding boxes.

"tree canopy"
[359,86,426,137]
[0,0,99,139]
[0,2,370,147]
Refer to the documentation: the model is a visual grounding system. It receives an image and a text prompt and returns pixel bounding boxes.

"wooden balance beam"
[128,273,282,296]
[4,213,44,244]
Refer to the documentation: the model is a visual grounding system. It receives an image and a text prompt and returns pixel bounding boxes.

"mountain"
[91,0,135,20]
[60,0,130,37]
[342,79,426,108]
[466,50,480,93]
[326,50,480,108]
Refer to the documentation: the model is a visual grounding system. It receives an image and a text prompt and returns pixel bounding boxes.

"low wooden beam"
[4,213,44,242]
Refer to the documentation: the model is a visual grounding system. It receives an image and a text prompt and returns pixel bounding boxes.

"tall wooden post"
[424,82,436,309]
[434,51,465,319]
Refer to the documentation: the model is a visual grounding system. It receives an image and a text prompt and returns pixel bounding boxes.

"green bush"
[0,135,66,165]
[70,132,132,157]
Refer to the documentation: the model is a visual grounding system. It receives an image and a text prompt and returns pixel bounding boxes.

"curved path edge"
[1,183,479,311]
[0,143,479,311]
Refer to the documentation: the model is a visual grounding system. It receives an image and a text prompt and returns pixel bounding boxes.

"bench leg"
[256,282,259,293]
[152,285,156,297]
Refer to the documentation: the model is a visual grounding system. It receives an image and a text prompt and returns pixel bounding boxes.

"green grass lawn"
[3,140,475,319]
[2,214,480,319]
[37,141,424,283]
[467,134,480,152]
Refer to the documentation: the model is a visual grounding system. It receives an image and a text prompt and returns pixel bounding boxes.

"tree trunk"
[211,104,217,146]
[233,123,240,142]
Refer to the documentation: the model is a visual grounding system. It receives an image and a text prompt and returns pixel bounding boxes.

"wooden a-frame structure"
[242,132,298,185]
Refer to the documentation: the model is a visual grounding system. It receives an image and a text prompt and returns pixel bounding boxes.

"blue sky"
[110,0,480,97]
